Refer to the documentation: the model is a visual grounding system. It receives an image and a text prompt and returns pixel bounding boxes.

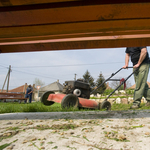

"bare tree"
[33,78,45,87]
[110,79,132,90]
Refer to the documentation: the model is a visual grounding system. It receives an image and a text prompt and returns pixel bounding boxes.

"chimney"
[24,83,27,93]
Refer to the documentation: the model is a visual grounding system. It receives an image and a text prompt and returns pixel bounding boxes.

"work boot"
[130,104,140,109]
[145,101,150,107]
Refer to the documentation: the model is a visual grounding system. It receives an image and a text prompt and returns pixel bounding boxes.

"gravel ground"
[1,110,150,150]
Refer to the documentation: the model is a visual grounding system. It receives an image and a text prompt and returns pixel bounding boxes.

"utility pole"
[1,65,11,92]
[74,74,77,80]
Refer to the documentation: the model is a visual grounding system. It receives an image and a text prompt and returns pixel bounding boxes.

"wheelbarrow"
[41,67,137,110]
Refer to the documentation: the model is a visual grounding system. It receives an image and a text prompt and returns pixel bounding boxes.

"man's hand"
[122,65,128,69]
[133,63,140,68]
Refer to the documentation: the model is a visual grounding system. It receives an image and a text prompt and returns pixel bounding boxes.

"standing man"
[123,47,150,109]
[25,84,33,103]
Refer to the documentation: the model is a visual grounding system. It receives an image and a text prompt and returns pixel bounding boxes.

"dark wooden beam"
[0,0,150,53]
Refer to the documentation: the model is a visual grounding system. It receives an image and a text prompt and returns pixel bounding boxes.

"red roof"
[9,85,27,93]
[129,82,150,89]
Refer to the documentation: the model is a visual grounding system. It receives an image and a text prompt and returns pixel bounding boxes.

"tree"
[83,70,95,91]
[110,79,132,90]
[95,72,107,94]
[33,78,45,87]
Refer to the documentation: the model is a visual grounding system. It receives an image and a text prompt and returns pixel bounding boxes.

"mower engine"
[62,79,91,99]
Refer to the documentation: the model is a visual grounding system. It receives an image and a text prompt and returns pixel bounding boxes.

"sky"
[0,46,150,90]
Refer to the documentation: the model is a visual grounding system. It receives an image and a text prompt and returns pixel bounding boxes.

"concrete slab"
[1,109,150,120]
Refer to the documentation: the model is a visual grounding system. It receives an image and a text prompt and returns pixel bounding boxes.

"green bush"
[126,89,134,95]
[102,89,115,96]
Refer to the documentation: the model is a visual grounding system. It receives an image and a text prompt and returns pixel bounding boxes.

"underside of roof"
[0,0,150,53]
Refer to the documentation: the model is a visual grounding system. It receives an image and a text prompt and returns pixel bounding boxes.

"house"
[129,82,150,89]
[106,82,112,90]
[32,80,64,101]
[0,90,6,93]
[9,84,27,93]
[8,83,36,93]
[39,80,63,96]
[0,83,36,102]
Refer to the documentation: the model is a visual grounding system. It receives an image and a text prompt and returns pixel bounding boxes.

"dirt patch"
[1,110,150,150]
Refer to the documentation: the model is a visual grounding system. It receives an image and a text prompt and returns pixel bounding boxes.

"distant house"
[129,82,150,89]
[0,90,6,93]
[0,84,28,94]
[39,80,63,95]
[8,83,36,93]
[32,80,64,101]
[106,82,112,90]
[9,83,36,102]
[0,83,36,102]
[9,84,27,93]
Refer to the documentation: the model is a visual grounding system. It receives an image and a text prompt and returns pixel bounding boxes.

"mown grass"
[0,102,87,114]
[111,102,150,111]
[0,102,62,114]
[0,101,150,114]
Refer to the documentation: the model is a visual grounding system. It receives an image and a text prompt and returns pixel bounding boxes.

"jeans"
[24,94,32,103]
[133,63,150,105]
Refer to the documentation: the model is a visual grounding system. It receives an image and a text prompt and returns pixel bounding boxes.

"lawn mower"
[41,67,137,110]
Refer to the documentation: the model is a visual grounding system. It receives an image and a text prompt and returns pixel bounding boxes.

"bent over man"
[123,47,150,109]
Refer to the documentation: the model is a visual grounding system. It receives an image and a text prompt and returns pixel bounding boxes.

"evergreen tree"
[83,70,95,91]
[95,72,106,94]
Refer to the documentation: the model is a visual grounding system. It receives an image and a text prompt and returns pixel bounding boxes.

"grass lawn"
[0,101,150,114]
[0,102,62,114]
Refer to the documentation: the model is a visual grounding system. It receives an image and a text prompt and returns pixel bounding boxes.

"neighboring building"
[9,84,27,93]
[34,80,63,101]
[0,90,6,93]
[106,82,112,90]
[39,80,63,95]
[8,83,36,93]
[129,82,150,89]
[9,83,36,101]
[0,83,36,102]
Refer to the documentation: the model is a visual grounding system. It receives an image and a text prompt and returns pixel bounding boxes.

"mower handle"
[91,66,134,94]
[104,67,138,101]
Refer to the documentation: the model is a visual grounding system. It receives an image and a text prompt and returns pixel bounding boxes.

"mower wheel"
[61,94,79,109]
[100,100,111,110]
[41,91,55,106]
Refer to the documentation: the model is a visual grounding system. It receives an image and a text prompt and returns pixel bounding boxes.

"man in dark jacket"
[24,84,33,103]
[123,47,150,109]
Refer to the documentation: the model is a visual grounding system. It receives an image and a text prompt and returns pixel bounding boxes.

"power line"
[12,69,58,80]
[12,62,124,68]
[0,64,9,69]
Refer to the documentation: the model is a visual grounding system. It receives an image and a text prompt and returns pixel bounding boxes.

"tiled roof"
[9,85,27,93]
[129,82,150,89]
[9,84,36,93]
[0,90,7,93]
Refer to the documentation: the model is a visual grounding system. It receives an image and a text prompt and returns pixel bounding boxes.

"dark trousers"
[24,94,32,103]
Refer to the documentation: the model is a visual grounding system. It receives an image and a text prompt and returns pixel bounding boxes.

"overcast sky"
[0,46,150,90]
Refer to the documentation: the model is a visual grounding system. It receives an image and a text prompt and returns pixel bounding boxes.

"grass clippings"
[0,139,18,150]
